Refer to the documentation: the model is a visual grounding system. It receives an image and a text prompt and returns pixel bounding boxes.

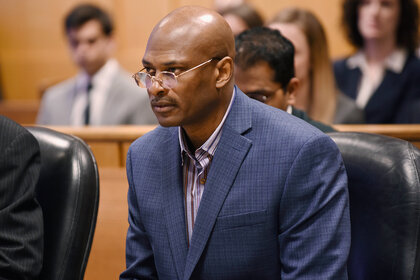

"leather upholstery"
[26,126,99,280]
[329,132,420,280]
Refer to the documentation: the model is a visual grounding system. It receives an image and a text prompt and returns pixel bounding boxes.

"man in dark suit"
[0,116,43,279]
[234,26,335,133]
[121,6,350,279]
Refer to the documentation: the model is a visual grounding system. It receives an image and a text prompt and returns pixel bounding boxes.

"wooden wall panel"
[84,167,128,280]
[1,0,419,102]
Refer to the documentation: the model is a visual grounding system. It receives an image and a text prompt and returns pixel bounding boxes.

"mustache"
[150,96,177,106]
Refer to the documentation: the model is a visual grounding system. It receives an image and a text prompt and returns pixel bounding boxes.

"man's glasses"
[132,58,216,89]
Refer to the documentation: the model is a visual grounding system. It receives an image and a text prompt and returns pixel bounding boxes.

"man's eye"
[167,68,178,73]
[145,68,155,75]
[87,38,97,45]
[247,93,268,103]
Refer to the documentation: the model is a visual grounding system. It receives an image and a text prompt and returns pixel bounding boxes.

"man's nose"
[75,42,90,56]
[147,77,167,97]
[369,2,381,15]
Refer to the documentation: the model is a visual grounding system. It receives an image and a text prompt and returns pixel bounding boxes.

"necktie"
[84,81,93,125]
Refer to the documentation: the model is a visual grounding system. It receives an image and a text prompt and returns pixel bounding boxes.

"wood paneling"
[47,125,156,167]
[84,167,128,280]
[0,100,39,124]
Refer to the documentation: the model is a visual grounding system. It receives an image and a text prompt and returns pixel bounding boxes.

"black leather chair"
[27,126,99,280]
[328,132,420,280]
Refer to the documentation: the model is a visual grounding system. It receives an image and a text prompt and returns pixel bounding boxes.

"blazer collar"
[183,87,253,279]
[162,128,188,279]
[161,87,253,279]
[220,86,252,135]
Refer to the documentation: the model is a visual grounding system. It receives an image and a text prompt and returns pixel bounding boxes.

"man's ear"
[215,56,234,89]
[285,77,300,106]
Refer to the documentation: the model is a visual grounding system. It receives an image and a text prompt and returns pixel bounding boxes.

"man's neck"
[182,107,227,150]
[182,87,234,151]
[363,37,397,65]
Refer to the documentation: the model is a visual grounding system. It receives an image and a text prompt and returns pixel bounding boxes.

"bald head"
[148,6,235,61]
[141,6,236,146]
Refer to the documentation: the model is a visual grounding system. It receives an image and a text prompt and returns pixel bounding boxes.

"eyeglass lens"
[137,72,177,89]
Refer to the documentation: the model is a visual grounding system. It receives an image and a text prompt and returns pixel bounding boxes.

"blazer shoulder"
[249,99,324,145]
[0,116,37,153]
[403,54,420,75]
[42,77,76,102]
[111,68,139,92]
[108,68,150,103]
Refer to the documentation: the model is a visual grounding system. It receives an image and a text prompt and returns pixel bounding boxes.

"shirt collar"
[179,87,236,164]
[286,105,293,114]
[346,49,407,74]
[385,49,407,73]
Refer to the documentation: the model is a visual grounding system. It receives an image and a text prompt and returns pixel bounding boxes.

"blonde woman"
[268,8,363,124]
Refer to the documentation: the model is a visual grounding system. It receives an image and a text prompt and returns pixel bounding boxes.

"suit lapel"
[366,70,402,118]
[346,67,361,100]
[62,80,77,124]
[161,128,188,279]
[183,88,253,279]
[99,73,120,125]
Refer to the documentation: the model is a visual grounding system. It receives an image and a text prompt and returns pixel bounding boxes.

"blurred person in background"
[268,7,364,124]
[213,0,244,13]
[37,3,156,126]
[335,0,420,123]
[235,26,335,132]
[219,2,264,36]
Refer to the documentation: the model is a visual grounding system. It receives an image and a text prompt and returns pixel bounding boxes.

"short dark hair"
[235,26,295,89]
[342,0,419,53]
[65,3,113,36]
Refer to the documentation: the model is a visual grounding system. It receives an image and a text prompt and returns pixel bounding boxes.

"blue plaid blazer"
[121,87,351,280]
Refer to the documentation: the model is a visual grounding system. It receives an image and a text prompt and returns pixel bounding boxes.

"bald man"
[121,6,350,280]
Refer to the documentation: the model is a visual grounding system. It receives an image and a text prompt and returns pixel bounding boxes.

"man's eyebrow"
[162,61,182,66]
[141,59,182,67]
[142,59,151,66]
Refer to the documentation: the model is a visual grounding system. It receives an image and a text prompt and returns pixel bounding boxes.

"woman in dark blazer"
[334,0,420,123]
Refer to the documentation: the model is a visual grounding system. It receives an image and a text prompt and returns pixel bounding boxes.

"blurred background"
[0,0,356,102]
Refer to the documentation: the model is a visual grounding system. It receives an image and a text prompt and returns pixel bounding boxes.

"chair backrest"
[328,132,420,280]
[26,126,99,280]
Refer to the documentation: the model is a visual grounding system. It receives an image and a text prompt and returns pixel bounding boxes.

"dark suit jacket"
[291,106,336,133]
[334,54,420,123]
[0,116,43,279]
[121,88,351,279]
